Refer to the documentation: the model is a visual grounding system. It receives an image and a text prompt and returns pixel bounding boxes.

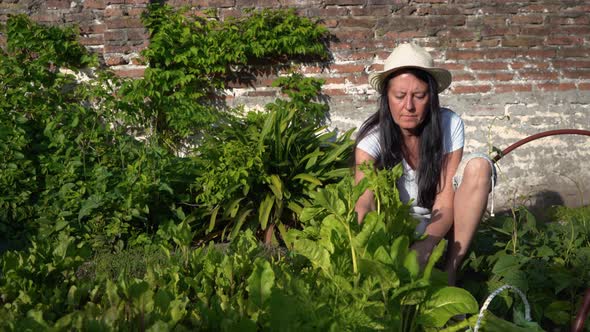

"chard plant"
[286,165,479,331]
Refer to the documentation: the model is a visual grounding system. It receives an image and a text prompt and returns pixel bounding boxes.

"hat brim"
[369,66,452,94]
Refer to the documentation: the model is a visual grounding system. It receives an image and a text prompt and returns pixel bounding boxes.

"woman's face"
[386,72,430,134]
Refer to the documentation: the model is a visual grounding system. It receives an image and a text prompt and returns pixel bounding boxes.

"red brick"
[307,7,349,17]
[455,39,501,49]
[381,30,428,39]
[236,0,279,7]
[280,0,323,7]
[322,88,348,96]
[415,6,461,16]
[520,26,552,36]
[453,72,476,81]
[521,4,560,13]
[104,30,126,41]
[79,36,104,46]
[46,0,70,9]
[130,56,146,66]
[548,15,590,25]
[480,5,519,15]
[219,9,242,19]
[350,6,392,17]
[84,0,105,9]
[321,19,339,28]
[105,56,128,66]
[104,43,148,53]
[301,66,323,74]
[536,83,576,91]
[333,28,374,41]
[106,0,149,4]
[30,13,62,23]
[79,24,106,34]
[446,50,488,60]
[114,67,146,77]
[481,26,518,37]
[510,14,544,25]
[436,28,476,40]
[349,75,368,84]
[369,0,406,4]
[495,84,533,93]
[127,28,147,41]
[562,70,590,79]
[470,62,509,70]
[579,83,590,90]
[440,63,465,71]
[558,48,590,58]
[339,18,376,29]
[485,49,518,59]
[502,36,544,47]
[324,77,346,84]
[510,61,550,70]
[477,73,514,81]
[244,90,278,97]
[337,51,379,61]
[330,64,366,73]
[331,42,352,51]
[325,0,365,4]
[451,85,492,94]
[519,70,558,80]
[522,49,556,59]
[106,17,144,29]
[559,26,590,35]
[553,60,590,69]
[546,36,584,46]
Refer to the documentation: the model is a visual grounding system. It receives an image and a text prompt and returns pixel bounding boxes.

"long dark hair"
[354,68,444,209]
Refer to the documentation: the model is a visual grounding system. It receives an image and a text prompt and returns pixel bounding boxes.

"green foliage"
[0,172,479,331]
[287,167,479,331]
[463,205,590,330]
[119,4,330,151]
[194,73,353,243]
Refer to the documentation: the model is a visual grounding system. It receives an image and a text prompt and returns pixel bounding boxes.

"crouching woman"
[354,43,496,285]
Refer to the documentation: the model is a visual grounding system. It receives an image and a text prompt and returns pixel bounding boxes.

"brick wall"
[1,0,589,212]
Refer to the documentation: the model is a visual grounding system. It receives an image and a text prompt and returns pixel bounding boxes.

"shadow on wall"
[527,190,566,221]
[490,190,566,222]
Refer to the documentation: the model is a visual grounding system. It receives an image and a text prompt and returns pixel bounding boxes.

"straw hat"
[368,43,452,93]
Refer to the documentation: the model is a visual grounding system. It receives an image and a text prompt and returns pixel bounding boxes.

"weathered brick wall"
[1,0,589,212]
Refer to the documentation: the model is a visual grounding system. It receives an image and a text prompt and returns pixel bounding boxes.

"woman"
[354,43,496,285]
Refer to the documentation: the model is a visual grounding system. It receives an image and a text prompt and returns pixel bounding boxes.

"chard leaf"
[247,258,275,311]
[417,286,479,327]
[293,238,332,276]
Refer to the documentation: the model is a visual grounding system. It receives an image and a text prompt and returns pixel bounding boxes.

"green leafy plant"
[118,4,330,152]
[464,205,590,330]
[195,73,354,244]
[286,166,479,331]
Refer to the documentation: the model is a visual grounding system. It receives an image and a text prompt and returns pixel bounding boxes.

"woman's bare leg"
[445,158,492,285]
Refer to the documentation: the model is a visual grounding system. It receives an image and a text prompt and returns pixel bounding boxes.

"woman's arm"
[354,148,377,223]
[426,148,463,237]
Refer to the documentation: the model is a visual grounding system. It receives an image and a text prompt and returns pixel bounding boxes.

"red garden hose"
[492,129,590,163]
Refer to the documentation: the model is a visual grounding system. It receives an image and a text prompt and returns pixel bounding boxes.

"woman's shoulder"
[440,107,464,128]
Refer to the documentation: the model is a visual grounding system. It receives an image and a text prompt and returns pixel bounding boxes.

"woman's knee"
[461,158,492,188]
